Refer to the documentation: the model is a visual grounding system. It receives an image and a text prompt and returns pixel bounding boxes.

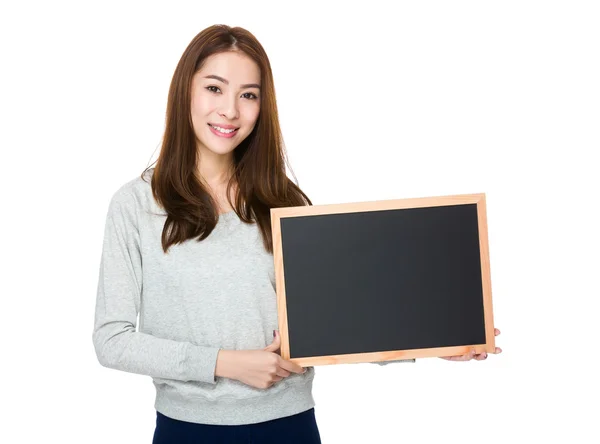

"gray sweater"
[92,168,412,426]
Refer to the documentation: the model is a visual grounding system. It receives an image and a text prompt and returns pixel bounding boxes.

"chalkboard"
[270,193,496,366]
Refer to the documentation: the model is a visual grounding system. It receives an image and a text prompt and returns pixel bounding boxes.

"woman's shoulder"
[108,168,155,211]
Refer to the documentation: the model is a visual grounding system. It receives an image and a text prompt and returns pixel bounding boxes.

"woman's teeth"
[209,124,237,134]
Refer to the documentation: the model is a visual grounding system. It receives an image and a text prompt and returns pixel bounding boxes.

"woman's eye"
[206,86,220,93]
[242,92,258,100]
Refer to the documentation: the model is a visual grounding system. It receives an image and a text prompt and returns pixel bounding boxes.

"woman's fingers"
[493,328,502,353]
[276,367,291,378]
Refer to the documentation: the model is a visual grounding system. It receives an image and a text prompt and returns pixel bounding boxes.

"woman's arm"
[92,189,221,384]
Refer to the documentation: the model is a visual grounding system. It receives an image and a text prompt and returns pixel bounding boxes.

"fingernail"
[482,353,487,358]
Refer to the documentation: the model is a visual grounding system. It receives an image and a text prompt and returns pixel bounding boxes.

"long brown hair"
[141,24,312,254]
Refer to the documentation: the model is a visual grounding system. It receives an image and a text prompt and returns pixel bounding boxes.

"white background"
[2,1,598,442]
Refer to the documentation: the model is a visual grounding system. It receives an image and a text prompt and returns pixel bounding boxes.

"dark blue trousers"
[152,408,322,444]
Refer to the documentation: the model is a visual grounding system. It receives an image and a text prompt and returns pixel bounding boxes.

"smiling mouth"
[207,123,239,134]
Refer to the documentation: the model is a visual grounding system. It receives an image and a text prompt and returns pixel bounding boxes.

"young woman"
[93,24,502,443]
[92,24,322,443]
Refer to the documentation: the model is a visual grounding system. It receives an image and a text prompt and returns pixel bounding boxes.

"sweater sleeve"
[92,189,221,385]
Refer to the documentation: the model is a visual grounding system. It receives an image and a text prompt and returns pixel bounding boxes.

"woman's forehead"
[197,51,260,85]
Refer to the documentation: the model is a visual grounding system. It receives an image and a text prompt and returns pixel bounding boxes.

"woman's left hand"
[439,328,502,361]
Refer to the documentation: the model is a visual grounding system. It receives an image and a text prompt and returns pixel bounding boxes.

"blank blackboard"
[270,193,496,366]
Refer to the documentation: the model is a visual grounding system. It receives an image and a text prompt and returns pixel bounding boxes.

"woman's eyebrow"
[203,74,261,90]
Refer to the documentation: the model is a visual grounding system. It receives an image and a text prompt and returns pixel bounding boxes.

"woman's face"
[190,51,261,159]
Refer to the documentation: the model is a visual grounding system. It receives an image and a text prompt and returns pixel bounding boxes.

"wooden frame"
[270,192,496,366]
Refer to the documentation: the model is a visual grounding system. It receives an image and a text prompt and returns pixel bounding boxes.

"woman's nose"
[218,96,239,120]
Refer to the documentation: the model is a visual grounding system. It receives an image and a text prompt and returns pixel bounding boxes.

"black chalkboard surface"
[270,193,496,366]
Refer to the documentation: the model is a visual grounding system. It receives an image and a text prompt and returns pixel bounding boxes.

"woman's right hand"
[217,330,306,389]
